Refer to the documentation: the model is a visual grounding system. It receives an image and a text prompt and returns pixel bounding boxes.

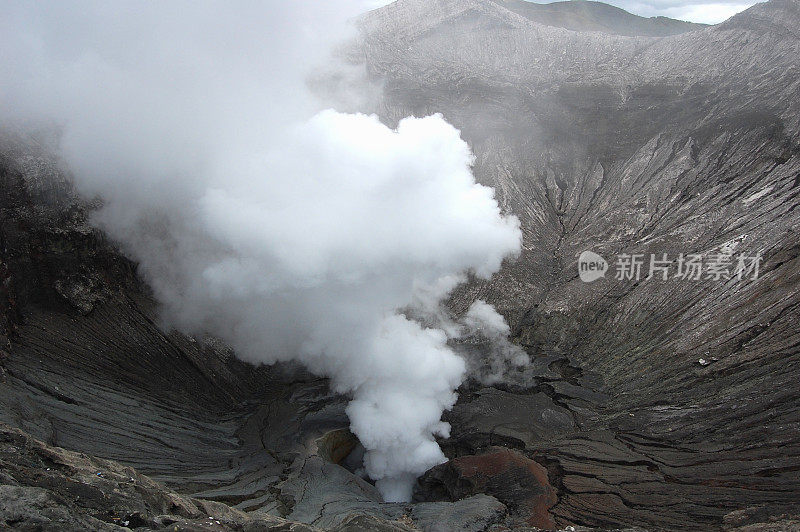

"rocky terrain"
[2,0,800,530]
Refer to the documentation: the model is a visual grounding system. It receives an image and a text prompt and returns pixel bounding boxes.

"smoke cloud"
[0,1,522,501]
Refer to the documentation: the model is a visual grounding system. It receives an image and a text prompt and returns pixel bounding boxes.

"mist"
[0,0,522,501]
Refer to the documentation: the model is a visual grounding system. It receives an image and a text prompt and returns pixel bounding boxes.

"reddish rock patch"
[414,446,558,530]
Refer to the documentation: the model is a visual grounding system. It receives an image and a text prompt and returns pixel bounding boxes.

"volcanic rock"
[415,446,558,529]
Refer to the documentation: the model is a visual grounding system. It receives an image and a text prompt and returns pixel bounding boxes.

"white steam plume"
[0,1,521,501]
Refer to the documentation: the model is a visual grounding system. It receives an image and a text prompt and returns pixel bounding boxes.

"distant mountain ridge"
[489,0,705,36]
[367,0,705,39]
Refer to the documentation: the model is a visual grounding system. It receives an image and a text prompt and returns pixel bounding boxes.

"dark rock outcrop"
[0,422,322,531]
[415,446,558,529]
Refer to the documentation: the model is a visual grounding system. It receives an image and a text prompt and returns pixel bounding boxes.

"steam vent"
[1,0,800,530]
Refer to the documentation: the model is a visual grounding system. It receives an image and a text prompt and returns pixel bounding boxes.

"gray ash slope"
[2,0,800,530]
[359,0,800,527]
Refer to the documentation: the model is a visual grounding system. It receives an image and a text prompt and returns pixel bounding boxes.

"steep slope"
[358,0,800,528]
[0,137,513,531]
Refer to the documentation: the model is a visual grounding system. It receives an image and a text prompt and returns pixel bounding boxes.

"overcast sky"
[366,0,764,25]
